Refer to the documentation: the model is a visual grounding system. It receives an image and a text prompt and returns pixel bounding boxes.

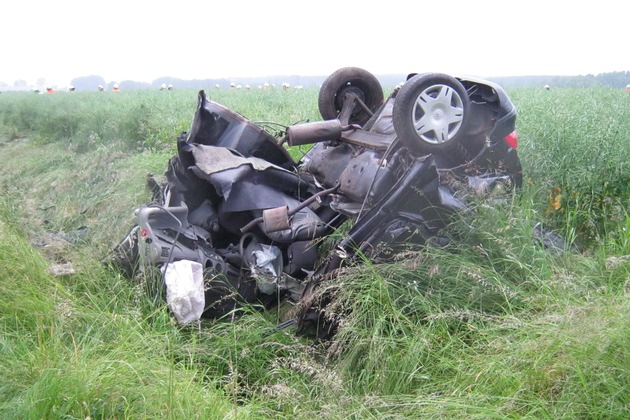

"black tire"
[393,73,471,155]
[318,67,384,126]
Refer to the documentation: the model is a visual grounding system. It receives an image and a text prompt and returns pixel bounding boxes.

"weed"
[1,86,629,418]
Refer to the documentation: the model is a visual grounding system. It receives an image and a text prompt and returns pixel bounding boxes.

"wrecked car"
[113,67,522,337]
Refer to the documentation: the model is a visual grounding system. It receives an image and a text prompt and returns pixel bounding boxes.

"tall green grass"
[0,203,238,418]
[513,87,630,248]
[0,88,320,153]
[1,86,629,418]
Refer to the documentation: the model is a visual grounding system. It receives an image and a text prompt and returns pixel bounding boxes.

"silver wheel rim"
[411,84,464,145]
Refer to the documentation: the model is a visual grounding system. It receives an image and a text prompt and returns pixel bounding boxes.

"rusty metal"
[286,120,342,146]
[262,206,290,233]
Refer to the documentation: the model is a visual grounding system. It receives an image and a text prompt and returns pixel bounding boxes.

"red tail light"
[504,131,518,149]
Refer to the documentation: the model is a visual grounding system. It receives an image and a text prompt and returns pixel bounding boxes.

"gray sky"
[2,0,628,87]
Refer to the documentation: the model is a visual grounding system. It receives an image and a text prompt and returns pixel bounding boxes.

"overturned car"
[113,67,522,336]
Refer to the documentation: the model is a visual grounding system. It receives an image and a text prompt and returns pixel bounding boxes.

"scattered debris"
[47,262,76,277]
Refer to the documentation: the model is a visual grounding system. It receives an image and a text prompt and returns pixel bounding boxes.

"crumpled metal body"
[113,76,522,334]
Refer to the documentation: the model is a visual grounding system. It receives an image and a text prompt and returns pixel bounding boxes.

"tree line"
[2,71,628,92]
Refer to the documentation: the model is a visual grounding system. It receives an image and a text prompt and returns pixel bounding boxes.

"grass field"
[1,85,629,419]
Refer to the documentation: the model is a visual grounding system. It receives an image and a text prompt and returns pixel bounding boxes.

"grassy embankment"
[0,86,629,418]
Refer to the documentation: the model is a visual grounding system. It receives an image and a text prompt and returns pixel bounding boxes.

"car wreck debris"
[112,67,522,336]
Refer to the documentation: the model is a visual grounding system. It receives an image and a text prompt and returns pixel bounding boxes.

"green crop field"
[0,86,629,419]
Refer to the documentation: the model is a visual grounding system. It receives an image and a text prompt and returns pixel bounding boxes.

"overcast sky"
[2,0,628,87]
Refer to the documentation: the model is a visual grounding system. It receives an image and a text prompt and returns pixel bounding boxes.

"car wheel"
[318,67,384,126]
[393,73,471,155]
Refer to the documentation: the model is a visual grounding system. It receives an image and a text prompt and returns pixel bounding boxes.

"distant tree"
[488,72,628,89]
[71,75,107,91]
[153,77,184,89]
[117,80,152,90]
[597,71,630,88]
[36,78,47,87]
[13,79,28,88]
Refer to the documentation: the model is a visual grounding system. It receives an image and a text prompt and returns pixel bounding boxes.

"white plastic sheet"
[162,260,205,325]
[252,244,282,295]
